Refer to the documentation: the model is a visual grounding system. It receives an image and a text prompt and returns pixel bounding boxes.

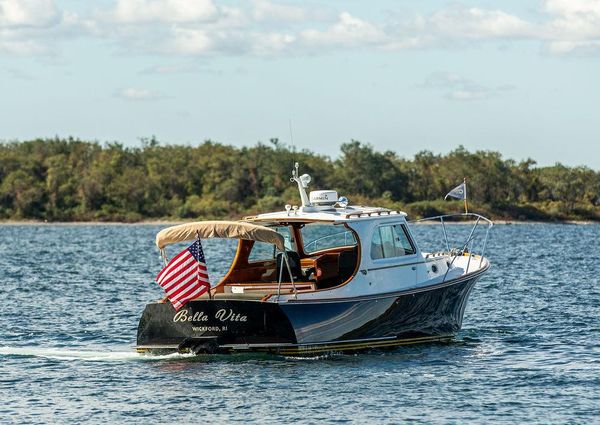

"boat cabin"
[212,201,429,300]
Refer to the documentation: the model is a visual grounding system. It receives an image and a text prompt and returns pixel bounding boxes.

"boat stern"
[136,299,297,354]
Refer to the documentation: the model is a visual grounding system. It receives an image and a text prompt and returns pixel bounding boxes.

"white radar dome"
[309,190,338,206]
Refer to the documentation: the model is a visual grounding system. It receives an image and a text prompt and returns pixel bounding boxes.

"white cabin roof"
[244,205,408,223]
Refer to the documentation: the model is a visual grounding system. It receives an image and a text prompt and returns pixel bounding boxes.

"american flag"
[156,239,210,311]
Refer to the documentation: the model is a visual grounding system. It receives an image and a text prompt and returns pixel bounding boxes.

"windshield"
[248,226,294,262]
[300,223,357,254]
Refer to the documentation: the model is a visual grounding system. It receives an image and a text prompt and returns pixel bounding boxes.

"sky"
[1,0,600,168]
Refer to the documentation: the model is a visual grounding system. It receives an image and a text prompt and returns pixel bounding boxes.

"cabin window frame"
[370,222,417,261]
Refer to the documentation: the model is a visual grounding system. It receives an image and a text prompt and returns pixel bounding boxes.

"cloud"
[251,0,307,22]
[0,0,60,28]
[168,27,214,54]
[420,72,514,102]
[248,31,296,54]
[0,0,61,53]
[111,0,218,24]
[428,6,533,40]
[3,1,600,58]
[543,0,600,16]
[300,12,387,48]
[289,6,538,52]
[541,0,600,53]
[0,0,88,54]
[92,2,252,55]
[116,87,165,101]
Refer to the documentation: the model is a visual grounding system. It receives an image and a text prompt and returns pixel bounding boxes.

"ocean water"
[0,223,599,423]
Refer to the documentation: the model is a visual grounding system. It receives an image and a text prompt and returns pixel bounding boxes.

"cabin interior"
[208,221,360,300]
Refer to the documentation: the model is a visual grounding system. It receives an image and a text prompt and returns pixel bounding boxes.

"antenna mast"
[289,118,296,172]
[290,162,311,208]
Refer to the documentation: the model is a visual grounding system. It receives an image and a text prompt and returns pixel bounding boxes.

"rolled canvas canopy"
[156,220,285,251]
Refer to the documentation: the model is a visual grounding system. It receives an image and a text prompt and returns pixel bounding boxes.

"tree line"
[0,137,598,222]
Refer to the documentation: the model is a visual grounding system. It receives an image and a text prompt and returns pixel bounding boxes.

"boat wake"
[0,346,194,362]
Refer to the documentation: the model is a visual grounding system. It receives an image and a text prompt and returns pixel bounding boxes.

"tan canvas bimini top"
[155,220,285,251]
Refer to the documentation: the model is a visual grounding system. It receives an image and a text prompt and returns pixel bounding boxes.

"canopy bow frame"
[155,221,296,299]
[156,220,285,251]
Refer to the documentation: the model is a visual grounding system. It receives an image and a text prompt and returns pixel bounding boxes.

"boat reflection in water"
[136,164,492,356]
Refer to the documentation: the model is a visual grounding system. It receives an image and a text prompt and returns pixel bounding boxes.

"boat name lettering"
[215,309,247,322]
[173,310,209,323]
[173,309,247,323]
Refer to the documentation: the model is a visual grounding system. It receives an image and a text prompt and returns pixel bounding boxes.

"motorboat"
[136,164,492,355]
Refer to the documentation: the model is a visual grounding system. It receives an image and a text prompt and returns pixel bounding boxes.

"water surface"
[0,223,599,423]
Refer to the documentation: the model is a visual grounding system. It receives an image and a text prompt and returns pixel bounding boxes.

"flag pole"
[196,230,212,300]
[463,178,468,214]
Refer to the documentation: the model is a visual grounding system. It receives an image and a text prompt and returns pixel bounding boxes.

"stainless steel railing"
[410,213,493,281]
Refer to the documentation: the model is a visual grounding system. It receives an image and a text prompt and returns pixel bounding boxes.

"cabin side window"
[371,224,416,260]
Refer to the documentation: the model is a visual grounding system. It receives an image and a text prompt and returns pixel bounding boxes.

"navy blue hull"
[136,272,482,355]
